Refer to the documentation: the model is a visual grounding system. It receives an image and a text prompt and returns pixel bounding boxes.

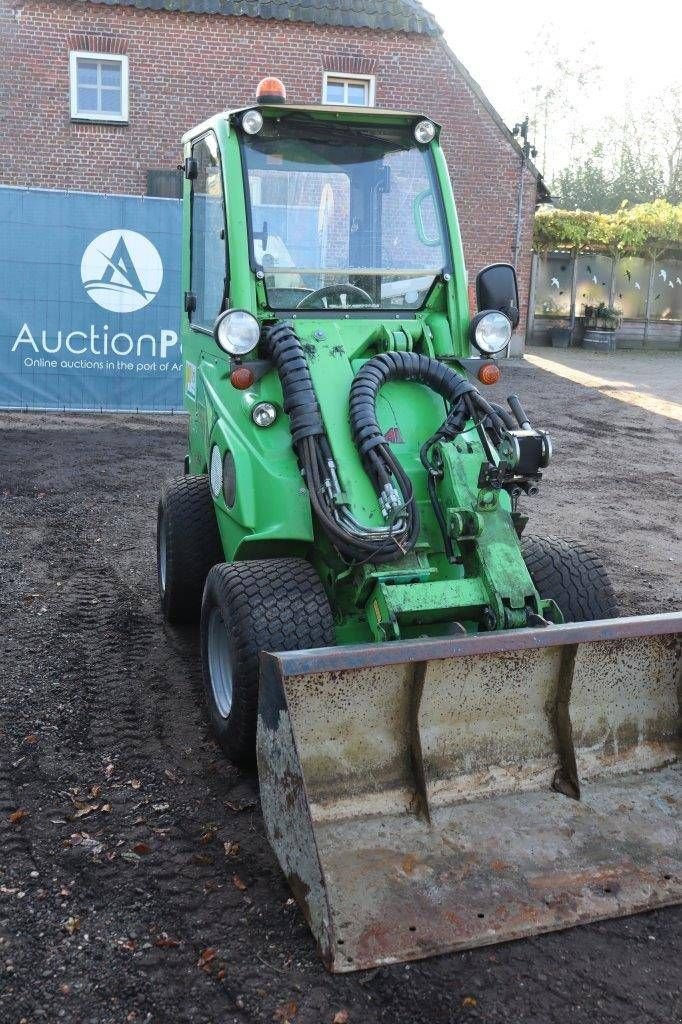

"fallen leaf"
[0,885,19,895]
[197,947,217,972]
[199,829,216,845]
[104,763,115,780]
[68,832,105,855]
[154,933,181,948]
[232,874,247,891]
[101,803,112,813]
[59,886,71,897]
[73,803,99,819]
[9,809,29,825]
[132,842,151,856]
[273,1001,298,1022]
[216,967,226,981]
[63,916,81,936]
[59,983,71,995]
[117,937,136,952]
[223,840,239,857]
[192,853,214,866]
[24,734,38,744]
[462,996,477,1008]
[88,784,102,798]
[333,1012,349,1024]
[129,779,141,791]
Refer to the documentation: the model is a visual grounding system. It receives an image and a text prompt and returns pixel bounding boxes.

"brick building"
[0,0,545,343]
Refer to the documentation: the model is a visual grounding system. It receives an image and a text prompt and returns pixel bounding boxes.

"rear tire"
[200,558,335,764]
[157,476,223,624]
[521,535,619,622]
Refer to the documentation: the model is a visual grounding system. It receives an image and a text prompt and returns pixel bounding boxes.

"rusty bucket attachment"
[257,613,681,972]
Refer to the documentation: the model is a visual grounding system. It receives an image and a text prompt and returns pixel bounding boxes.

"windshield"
[240,117,448,311]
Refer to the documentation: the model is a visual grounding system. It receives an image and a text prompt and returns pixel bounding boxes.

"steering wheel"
[296,283,374,309]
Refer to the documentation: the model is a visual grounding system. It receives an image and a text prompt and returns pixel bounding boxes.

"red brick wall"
[0,0,537,336]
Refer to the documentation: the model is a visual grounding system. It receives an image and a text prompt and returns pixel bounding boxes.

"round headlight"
[214,309,260,356]
[414,119,436,145]
[209,444,223,498]
[252,402,277,428]
[470,310,512,355]
[242,109,264,135]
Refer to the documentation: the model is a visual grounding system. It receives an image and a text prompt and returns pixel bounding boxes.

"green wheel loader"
[157,77,681,972]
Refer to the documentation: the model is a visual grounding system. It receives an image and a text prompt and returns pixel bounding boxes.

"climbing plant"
[534,200,682,258]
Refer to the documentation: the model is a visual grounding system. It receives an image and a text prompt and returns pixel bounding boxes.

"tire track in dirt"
[1,388,680,1024]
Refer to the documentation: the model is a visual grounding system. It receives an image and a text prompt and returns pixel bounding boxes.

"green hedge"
[534,200,682,259]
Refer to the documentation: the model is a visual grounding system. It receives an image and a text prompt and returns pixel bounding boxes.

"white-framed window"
[69,51,129,123]
[322,72,375,107]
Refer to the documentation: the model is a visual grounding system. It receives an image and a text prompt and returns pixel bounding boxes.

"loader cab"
[239,112,450,314]
[181,81,519,368]
[182,86,470,346]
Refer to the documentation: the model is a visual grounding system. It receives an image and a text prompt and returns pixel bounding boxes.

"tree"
[550,86,682,212]
[519,28,602,183]
[554,141,666,213]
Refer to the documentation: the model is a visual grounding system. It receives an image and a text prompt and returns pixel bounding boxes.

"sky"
[420,0,682,179]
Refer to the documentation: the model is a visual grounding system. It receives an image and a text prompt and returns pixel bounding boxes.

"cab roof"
[182,103,439,146]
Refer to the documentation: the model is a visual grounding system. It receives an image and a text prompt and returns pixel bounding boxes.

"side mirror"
[476,263,520,328]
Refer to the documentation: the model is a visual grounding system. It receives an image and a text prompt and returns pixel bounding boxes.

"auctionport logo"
[81,230,163,313]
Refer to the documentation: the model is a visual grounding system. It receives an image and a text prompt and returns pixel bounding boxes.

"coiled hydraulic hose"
[263,324,505,565]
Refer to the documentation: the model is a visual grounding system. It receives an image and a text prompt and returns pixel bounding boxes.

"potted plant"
[582,302,621,352]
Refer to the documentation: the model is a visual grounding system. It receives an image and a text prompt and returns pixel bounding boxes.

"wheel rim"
[207,606,234,718]
[158,513,167,595]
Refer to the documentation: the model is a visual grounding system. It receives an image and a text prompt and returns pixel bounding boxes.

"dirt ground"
[1,351,680,1024]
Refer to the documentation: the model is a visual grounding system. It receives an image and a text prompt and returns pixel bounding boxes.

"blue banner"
[0,186,183,411]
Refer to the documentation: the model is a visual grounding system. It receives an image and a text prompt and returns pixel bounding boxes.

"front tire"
[200,558,335,764]
[157,475,223,624]
[521,535,619,622]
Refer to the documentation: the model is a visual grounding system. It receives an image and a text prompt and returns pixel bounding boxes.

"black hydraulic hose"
[261,322,325,445]
[264,325,502,566]
[350,350,505,563]
[350,351,477,477]
[263,322,418,564]
[490,402,517,431]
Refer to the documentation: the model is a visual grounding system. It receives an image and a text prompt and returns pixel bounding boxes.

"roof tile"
[73,0,441,34]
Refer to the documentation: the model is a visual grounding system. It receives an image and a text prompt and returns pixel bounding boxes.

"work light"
[414,120,436,145]
[469,310,512,355]
[241,109,264,135]
[213,309,260,356]
[251,402,277,428]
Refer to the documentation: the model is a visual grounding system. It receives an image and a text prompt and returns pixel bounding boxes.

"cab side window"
[190,133,228,330]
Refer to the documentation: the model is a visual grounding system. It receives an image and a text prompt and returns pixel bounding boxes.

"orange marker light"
[256,77,287,104]
[478,362,501,386]
[230,366,255,390]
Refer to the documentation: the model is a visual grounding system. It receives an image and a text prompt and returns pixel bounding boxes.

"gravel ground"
[1,351,680,1024]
